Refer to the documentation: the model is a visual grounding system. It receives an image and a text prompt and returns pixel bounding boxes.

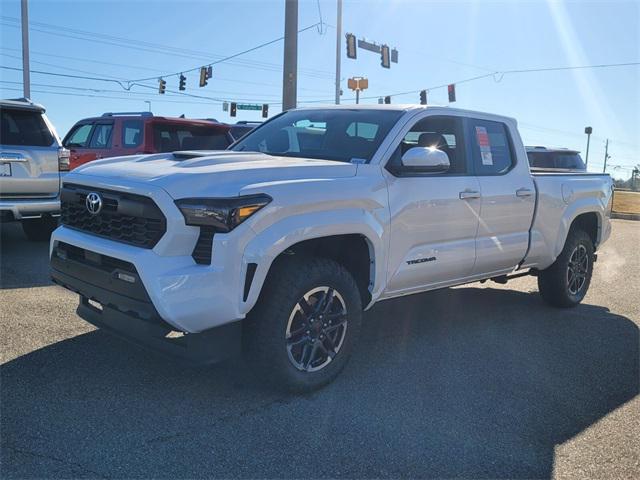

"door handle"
[516,188,533,197]
[459,190,481,200]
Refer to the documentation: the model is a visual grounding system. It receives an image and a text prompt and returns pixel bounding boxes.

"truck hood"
[71,151,358,198]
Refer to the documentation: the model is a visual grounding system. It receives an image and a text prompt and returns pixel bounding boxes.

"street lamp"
[584,126,592,169]
[144,101,151,112]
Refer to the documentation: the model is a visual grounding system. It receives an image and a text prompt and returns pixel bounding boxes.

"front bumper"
[51,242,241,365]
[0,197,60,220]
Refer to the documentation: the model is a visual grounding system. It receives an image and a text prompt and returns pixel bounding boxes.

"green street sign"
[237,104,262,111]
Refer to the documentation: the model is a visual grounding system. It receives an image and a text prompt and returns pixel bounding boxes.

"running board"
[488,270,537,285]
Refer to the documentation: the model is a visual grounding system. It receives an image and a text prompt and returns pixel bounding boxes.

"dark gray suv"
[0,98,69,240]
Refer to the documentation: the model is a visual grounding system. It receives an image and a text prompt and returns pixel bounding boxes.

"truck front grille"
[60,183,166,249]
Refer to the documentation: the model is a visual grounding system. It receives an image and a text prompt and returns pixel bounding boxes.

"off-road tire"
[244,255,362,393]
[22,216,58,242]
[538,228,594,308]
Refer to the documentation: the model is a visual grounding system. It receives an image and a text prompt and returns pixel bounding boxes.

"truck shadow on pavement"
[1,287,638,479]
[0,223,52,289]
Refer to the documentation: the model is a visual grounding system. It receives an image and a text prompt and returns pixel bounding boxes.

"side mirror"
[401,147,450,172]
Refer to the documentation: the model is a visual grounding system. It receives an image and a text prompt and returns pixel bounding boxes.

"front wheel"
[244,256,362,392]
[538,228,594,308]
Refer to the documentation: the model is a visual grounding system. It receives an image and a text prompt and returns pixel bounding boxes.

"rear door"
[0,106,59,198]
[467,118,536,275]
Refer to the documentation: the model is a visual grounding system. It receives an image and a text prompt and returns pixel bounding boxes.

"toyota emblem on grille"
[85,192,103,215]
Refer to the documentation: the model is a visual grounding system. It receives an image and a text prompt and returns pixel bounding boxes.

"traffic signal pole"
[282,0,298,111]
[21,0,30,99]
[334,0,342,104]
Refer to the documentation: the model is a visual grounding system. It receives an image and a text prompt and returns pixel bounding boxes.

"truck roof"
[526,146,580,154]
[0,98,46,112]
[292,104,517,124]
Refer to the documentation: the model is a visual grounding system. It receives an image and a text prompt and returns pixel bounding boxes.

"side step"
[480,269,537,285]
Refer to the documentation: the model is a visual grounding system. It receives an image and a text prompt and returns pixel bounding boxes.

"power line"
[129,23,323,82]
[0,46,322,92]
[361,61,640,101]
[0,17,334,79]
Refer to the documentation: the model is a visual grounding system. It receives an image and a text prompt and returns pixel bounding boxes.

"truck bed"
[521,172,613,270]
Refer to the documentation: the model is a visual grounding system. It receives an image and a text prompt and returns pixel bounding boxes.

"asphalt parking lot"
[1,220,638,479]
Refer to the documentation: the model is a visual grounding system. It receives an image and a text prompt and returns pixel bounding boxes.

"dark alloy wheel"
[285,286,348,372]
[245,256,362,392]
[567,244,589,296]
[538,227,594,308]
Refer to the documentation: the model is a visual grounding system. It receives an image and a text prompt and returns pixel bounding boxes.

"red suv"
[62,112,233,170]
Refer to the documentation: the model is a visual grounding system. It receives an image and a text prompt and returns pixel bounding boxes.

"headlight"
[175,194,271,232]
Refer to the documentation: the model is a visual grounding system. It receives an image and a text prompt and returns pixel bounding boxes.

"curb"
[611,212,640,221]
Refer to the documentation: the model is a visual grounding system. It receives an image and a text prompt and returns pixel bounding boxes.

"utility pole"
[334,0,342,104]
[584,126,592,169]
[282,0,298,111]
[21,0,30,99]
[603,139,610,173]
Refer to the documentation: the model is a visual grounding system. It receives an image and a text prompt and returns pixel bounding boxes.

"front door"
[384,115,481,295]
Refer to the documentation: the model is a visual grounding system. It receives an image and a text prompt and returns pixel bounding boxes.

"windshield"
[230,109,403,163]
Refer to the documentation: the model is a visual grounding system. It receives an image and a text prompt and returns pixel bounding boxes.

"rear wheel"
[22,216,58,242]
[538,228,594,308]
[245,256,362,392]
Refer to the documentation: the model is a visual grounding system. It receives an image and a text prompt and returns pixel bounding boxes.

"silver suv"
[0,98,69,240]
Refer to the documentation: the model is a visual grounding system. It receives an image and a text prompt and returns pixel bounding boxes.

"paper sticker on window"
[475,126,493,165]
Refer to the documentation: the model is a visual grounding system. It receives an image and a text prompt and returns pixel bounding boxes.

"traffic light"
[419,90,427,105]
[380,45,390,69]
[384,96,391,104]
[199,67,208,87]
[158,78,166,94]
[346,33,357,59]
[179,74,186,91]
[230,102,237,117]
[262,103,269,118]
[448,84,456,102]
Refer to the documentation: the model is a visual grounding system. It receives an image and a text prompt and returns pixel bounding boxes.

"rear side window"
[89,123,113,148]
[0,108,53,146]
[468,119,514,175]
[122,120,143,148]
[153,124,230,152]
[64,124,93,147]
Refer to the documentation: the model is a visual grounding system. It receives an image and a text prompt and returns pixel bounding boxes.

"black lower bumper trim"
[52,266,241,365]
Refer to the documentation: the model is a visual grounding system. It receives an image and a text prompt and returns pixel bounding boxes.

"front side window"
[89,123,113,148]
[64,123,93,148]
[122,120,143,148]
[1,108,54,147]
[231,109,403,163]
[387,115,467,175]
[468,119,514,175]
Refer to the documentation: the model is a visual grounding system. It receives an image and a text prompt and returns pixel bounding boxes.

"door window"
[387,115,467,175]
[467,119,514,175]
[89,123,113,148]
[64,124,93,148]
[122,120,143,148]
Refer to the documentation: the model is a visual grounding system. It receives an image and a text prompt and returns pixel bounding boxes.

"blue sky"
[1,0,638,178]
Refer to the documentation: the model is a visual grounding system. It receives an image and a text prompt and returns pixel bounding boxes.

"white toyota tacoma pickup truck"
[50,105,613,391]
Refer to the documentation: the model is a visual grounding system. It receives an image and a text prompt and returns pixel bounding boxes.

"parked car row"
[1,98,260,239]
